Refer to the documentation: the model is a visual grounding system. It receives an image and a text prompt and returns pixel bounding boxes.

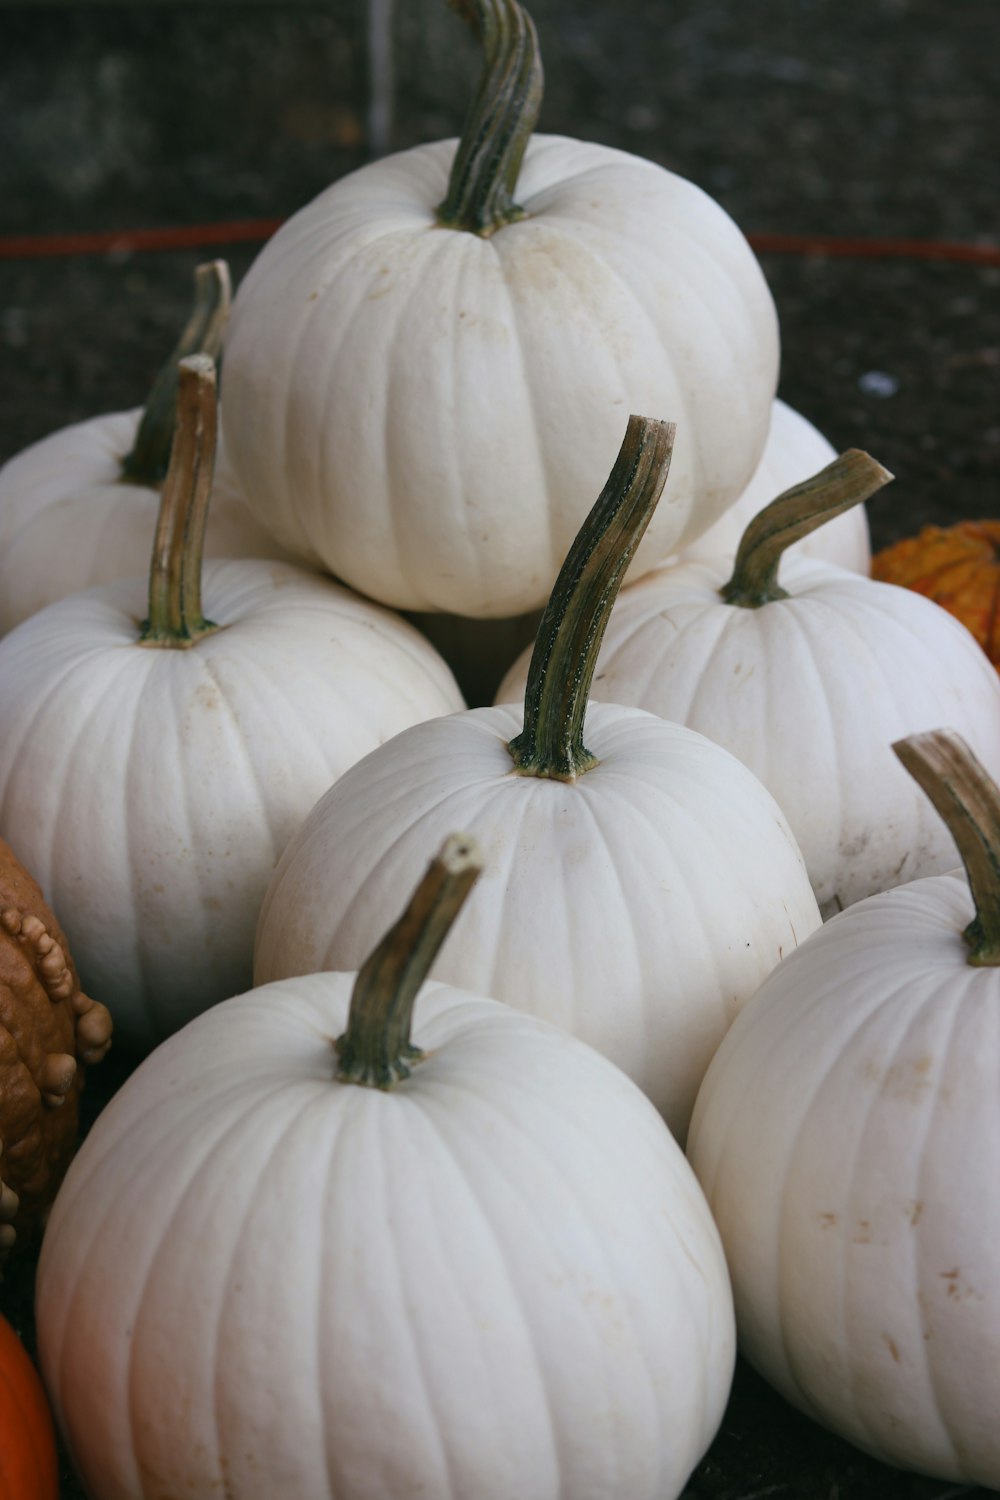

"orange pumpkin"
[872,521,1000,668]
[0,1313,58,1499]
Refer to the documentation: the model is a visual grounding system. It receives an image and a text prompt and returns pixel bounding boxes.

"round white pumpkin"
[255,699,820,1137]
[37,837,736,1500]
[675,398,870,573]
[0,360,464,1049]
[38,980,736,1500]
[687,730,1000,1487]
[222,1,778,616]
[495,453,1000,914]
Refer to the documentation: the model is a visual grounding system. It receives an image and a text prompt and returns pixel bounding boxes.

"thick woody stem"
[893,729,1000,966]
[122,260,231,486]
[140,355,218,648]
[721,449,893,608]
[508,415,675,781]
[336,835,482,1088]
[436,0,544,235]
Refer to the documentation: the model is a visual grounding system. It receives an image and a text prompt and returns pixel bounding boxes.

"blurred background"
[2,2,999,1496]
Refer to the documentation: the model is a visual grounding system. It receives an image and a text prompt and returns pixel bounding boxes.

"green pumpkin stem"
[508,415,675,781]
[720,449,894,608]
[336,834,483,1088]
[436,0,544,236]
[140,355,218,648]
[122,260,231,487]
[893,730,1000,967]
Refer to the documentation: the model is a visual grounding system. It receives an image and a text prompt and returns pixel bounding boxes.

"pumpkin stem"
[721,449,893,608]
[435,0,544,236]
[140,355,219,648]
[121,260,231,487]
[336,835,482,1088]
[508,415,675,781]
[893,730,1000,966]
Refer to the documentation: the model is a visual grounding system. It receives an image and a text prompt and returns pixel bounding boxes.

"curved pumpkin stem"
[721,449,893,608]
[140,355,219,648]
[893,729,1000,966]
[122,260,231,487]
[336,835,482,1088]
[508,415,675,781]
[436,0,544,236]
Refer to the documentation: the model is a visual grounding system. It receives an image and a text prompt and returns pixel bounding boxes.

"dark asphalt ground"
[2,1,999,1496]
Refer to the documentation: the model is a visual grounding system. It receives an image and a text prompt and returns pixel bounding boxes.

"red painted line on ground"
[748,231,1000,267]
[1,220,998,266]
[0,219,285,260]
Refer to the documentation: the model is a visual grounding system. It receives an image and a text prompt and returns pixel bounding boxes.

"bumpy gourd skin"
[0,838,112,1261]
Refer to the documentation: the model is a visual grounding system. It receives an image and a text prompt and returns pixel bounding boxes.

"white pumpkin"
[687,729,1000,1488]
[495,450,1000,915]
[37,836,736,1500]
[0,358,463,1049]
[0,262,288,636]
[221,0,779,616]
[256,418,820,1137]
[675,398,870,572]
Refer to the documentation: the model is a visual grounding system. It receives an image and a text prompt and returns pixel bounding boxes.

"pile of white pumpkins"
[3,0,1000,1495]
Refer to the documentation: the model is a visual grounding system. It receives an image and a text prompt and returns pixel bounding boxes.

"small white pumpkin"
[674,398,870,572]
[222,0,779,616]
[36,834,736,1500]
[0,262,288,636]
[0,357,463,1050]
[256,417,820,1137]
[496,451,1000,915]
[687,729,1000,1488]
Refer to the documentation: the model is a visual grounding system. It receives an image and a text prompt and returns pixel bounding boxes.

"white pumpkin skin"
[0,407,291,635]
[675,399,870,573]
[687,870,1000,1485]
[0,561,464,1049]
[495,559,1000,915]
[222,134,780,616]
[255,701,821,1137]
[37,973,736,1500]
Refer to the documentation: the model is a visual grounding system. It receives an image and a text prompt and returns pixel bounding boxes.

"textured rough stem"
[140,355,219,648]
[122,260,231,486]
[336,835,482,1088]
[436,0,544,235]
[721,449,893,608]
[508,415,675,781]
[894,729,1000,966]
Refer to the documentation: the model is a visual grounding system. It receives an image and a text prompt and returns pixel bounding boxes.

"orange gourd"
[872,520,1000,668]
[0,1313,58,1500]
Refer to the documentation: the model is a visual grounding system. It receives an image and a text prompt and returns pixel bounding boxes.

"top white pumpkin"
[222,0,778,616]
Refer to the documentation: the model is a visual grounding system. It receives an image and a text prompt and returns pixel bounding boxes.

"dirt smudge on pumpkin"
[939,1267,982,1302]
[882,1333,901,1363]
[817,1212,837,1229]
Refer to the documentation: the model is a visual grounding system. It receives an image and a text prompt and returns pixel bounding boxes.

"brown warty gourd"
[0,835,111,1265]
